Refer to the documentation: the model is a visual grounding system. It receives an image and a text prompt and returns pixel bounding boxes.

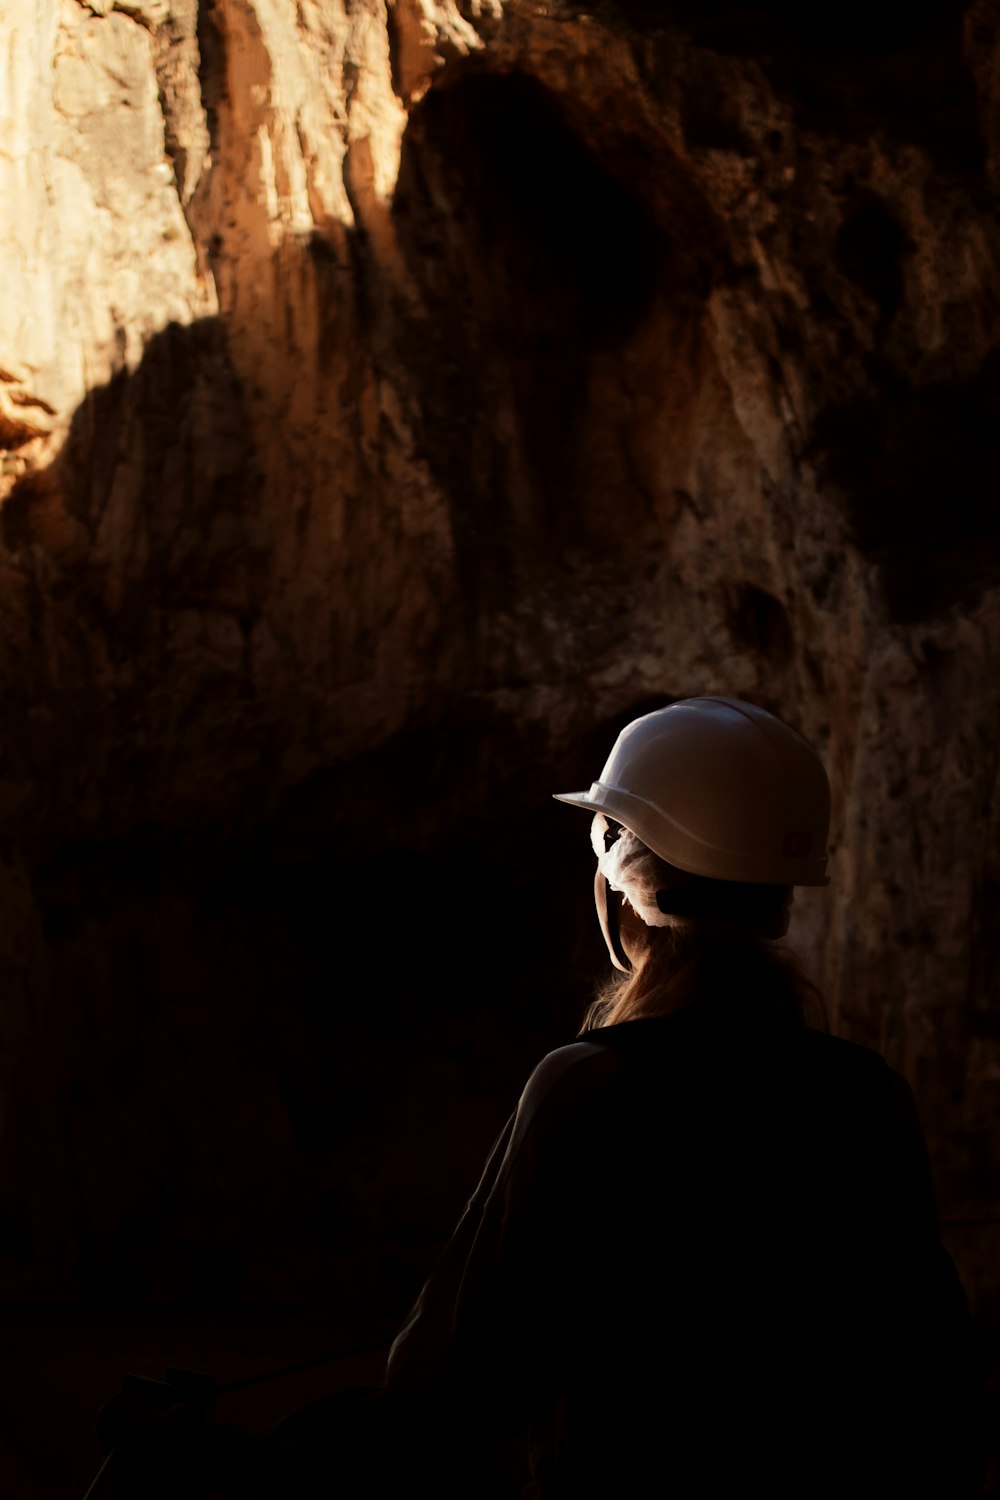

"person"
[97,696,991,1497]
[370,695,990,1498]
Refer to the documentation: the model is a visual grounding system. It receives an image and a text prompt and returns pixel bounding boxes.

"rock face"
[0,0,999,1323]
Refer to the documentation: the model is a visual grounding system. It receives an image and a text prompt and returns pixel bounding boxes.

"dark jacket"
[379,1004,988,1498]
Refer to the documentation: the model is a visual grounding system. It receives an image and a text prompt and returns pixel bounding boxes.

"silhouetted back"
[383,1001,985,1497]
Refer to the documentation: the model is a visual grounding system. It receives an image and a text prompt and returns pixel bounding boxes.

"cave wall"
[1,0,999,1322]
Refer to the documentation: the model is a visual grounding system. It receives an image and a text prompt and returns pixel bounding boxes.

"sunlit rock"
[0,0,997,1324]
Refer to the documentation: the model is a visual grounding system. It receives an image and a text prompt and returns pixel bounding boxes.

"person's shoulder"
[797,1028,922,1124]
[519,1040,622,1104]
[512,1040,622,1141]
[800,1026,890,1075]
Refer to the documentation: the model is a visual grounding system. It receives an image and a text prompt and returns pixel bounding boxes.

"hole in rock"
[813,351,1000,620]
[833,192,911,324]
[403,71,664,345]
[725,584,794,665]
[391,71,678,584]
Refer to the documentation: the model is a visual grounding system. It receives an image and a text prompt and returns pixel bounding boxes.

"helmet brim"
[552,791,598,810]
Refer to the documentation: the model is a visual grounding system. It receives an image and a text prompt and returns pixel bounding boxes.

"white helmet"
[554,696,830,887]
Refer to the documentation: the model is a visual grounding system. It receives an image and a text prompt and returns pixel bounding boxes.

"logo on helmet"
[782,831,814,858]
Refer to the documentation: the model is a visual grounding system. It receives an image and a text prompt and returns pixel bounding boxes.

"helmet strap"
[595,869,633,973]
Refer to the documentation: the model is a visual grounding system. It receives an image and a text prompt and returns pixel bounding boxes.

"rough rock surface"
[0,0,999,1324]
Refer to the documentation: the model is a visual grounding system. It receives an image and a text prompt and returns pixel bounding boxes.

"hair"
[580,836,827,1035]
